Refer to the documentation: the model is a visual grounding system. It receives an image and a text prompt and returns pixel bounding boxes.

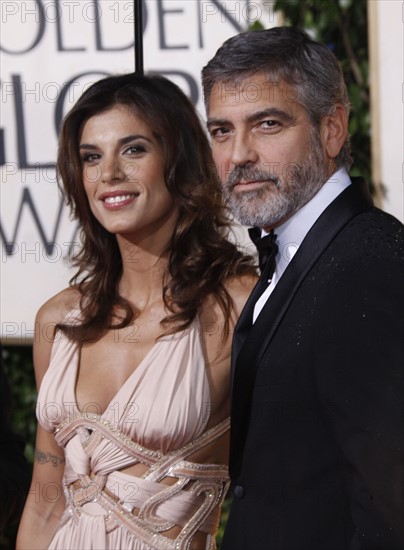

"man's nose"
[230,132,258,167]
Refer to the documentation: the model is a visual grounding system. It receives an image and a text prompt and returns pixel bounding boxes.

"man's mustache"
[225,166,280,189]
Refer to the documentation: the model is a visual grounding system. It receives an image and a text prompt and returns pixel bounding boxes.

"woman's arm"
[200,274,257,430]
[17,291,77,549]
[17,427,66,549]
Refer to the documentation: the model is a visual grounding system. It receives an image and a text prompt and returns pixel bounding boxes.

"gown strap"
[145,417,230,483]
[54,413,164,466]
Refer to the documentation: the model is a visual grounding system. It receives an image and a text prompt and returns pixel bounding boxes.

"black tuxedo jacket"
[222,179,404,550]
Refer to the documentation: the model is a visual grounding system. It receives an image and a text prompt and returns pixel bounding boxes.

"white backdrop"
[1,0,402,342]
[1,0,280,342]
[371,0,403,222]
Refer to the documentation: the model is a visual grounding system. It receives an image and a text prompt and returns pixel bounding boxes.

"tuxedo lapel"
[231,276,269,377]
[231,277,274,380]
[230,178,373,478]
[232,232,277,371]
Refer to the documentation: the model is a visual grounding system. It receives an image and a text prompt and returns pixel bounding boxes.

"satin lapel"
[230,178,373,478]
[232,235,277,377]
[231,276,269,378]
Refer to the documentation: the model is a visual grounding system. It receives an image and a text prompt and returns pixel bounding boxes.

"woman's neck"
[117,236,170,309]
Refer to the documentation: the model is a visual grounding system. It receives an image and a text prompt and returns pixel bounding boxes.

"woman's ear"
[320,104,349,160]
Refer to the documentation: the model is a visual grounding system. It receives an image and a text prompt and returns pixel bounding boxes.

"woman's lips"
[100,192,139,209]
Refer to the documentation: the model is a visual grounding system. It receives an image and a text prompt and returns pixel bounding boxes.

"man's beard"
[222,130,329,228]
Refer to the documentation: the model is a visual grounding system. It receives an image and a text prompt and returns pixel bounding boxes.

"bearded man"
[202,26,404,550]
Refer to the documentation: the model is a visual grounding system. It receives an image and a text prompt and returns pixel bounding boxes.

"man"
[202,27,404,549]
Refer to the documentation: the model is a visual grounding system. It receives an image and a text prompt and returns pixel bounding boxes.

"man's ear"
[320,104,348,160]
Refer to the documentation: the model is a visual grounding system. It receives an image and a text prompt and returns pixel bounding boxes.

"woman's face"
[79,104,178,244]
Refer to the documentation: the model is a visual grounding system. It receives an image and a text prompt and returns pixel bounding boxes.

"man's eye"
[261,120,279,128]
[211,127,230,137]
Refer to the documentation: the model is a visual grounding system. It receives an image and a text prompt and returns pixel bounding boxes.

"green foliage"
[256,0,373,191]
[216,495,231,546]
[1,345,37,463]
[1,345,36,549]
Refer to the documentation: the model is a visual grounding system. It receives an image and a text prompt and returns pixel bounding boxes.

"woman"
[17,73,256,549]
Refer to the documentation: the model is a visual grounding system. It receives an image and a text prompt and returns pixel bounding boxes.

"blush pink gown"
[36,311,230,549]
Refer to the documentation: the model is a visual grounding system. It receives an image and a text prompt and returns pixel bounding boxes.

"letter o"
[0,0,45,54]
[43,482,62,503]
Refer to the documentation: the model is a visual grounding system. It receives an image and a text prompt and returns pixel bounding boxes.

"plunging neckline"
[37,312,212,451]
[72,322,194,417]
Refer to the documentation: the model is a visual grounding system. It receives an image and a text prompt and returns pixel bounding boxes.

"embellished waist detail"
[55,414,230,549]
[65,469,228,548]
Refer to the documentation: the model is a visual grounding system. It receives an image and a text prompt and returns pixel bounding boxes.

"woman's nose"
[101,158,125,184]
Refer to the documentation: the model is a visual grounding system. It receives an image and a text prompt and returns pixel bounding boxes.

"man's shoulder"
[345,205,403,240]
[328,205,403,264]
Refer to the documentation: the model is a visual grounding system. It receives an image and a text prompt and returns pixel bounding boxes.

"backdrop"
[1,0,403,342]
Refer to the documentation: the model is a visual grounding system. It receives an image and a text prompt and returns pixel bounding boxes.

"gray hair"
[202,27,352,171]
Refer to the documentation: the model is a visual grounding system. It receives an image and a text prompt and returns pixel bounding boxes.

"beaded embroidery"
[55,414,230,550]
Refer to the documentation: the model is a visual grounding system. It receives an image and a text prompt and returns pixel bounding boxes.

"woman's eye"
[125,145,145,154]
[81,153,100,163]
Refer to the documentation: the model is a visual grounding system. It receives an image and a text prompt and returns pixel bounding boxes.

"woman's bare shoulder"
[35,287,81,327]
[224,273,258,317]
[33,288,81,387]
[200,273,257,326]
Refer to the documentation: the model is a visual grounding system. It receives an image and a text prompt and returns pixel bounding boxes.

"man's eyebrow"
[206,108,295,130]
[245,108,294,125]
[206,118,230,130]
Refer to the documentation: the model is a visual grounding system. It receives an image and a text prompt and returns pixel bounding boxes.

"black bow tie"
[248,227,278,279]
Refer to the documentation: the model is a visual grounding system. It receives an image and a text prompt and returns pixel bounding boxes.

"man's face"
[207,73,330,229]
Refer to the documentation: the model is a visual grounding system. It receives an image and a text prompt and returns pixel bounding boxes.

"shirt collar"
[263,168,352,277]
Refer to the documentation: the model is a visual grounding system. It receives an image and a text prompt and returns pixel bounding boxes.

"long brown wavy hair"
[57,73,254,343]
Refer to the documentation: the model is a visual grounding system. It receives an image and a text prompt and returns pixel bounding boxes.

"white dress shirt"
[252,168,352,323]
